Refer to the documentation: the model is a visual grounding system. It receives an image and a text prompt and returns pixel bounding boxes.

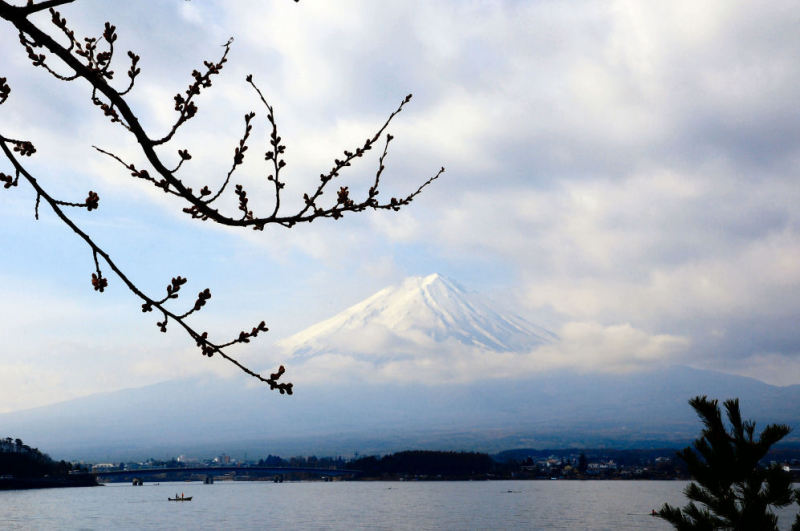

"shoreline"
[0,474,99,491]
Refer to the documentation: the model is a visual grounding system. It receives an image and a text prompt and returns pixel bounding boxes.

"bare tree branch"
[18,0,75,16]
[0,1,443,230]
[0,133,293,394]
[0,0,442,391]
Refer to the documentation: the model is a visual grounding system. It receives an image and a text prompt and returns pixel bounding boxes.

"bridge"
[94,465,360,484]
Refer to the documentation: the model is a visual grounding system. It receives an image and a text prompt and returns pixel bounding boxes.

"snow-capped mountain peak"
[277,274,556,358]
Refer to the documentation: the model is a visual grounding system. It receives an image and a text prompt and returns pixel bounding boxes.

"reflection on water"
[1,480,797,530]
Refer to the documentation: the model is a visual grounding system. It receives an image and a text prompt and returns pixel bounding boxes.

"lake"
[1,480,798,530]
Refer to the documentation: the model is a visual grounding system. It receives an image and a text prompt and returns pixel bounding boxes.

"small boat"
[168,496,192,501]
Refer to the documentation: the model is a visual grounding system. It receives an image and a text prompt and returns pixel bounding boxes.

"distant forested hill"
[0,436,73,477]
[351,450,498,478]
[0,437,97,489]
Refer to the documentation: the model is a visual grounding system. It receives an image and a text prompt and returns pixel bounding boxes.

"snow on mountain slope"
[277,274,556,358]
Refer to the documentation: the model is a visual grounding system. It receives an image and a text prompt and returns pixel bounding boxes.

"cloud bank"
[1,0,799,411]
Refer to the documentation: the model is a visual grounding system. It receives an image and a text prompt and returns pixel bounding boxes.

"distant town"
[77,447,800,483]
[4,436,800,489]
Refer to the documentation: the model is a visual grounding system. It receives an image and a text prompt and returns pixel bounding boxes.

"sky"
[1,0,799,412]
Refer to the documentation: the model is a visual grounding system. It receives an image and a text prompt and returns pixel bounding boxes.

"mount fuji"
[2,274,799,461]
[278,273,557,360]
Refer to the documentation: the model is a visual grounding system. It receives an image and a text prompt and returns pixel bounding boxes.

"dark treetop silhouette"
[657,396,796,530]
[0,0,443,393]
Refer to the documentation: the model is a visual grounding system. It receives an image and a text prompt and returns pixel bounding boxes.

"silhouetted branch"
[0,133,292,393]
[20,0,74,16]
[0,1,443,230]
[203,111,255,204]
[0,0,440,392]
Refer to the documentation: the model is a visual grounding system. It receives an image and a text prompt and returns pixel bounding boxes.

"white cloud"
[179,2,204,26]
[529,322,689,373]
[285,321,689,386]
[2,0,800,412]
[719,353,800,387]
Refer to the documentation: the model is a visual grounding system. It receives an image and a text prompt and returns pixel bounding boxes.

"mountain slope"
[2,366,799,461]
[5,274,798,461]
[277,273,556,358]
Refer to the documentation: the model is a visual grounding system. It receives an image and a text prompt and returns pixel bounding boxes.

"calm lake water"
[1,480,798,530]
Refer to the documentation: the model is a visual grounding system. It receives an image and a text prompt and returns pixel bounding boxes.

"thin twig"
[0,136,292,393]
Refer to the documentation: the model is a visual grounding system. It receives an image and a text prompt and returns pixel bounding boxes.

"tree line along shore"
[7,439,799,487]
[0,437,97,490]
